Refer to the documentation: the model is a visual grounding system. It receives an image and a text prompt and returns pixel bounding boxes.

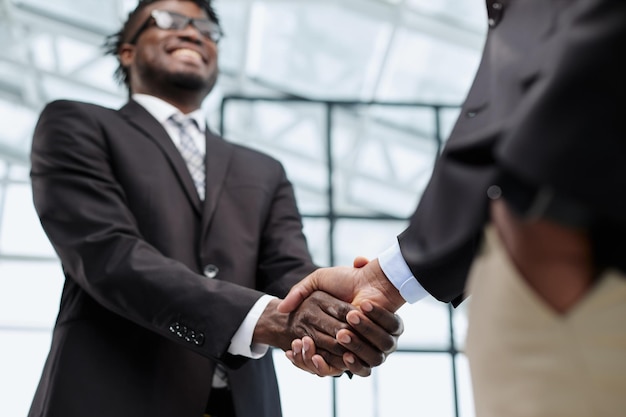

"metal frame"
[220,95,464,417]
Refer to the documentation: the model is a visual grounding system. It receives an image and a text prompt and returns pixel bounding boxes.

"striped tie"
[169,114,205,200]
[170,115,228,389]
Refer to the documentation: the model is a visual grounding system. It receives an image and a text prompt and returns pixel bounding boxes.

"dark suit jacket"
[28,99,317,417]
[398,0,626,305]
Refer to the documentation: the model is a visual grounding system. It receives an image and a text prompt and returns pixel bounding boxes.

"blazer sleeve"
[255,162,318,297]
[30,100,273,362]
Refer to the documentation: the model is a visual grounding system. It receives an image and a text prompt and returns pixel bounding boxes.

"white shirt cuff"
[378,240,428,303]
[227,294,276,358]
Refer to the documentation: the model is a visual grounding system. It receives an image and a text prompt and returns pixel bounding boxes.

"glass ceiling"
[0,0,486,165]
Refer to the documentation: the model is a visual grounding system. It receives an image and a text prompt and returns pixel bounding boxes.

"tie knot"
[169,114,198,132]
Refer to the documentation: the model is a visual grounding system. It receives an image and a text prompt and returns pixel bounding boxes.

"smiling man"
[27,1,403,417]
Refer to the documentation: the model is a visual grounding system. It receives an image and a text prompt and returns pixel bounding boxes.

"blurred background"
[0,0,487,415]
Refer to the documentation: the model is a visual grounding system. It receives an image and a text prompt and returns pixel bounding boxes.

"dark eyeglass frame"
[127,9,223,45]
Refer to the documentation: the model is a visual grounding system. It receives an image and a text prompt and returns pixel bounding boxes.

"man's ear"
[118,43,135,68]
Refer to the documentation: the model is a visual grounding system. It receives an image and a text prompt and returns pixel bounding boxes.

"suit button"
[488,1,503,27]
[185,329,196,343]
[193,332,205,346]
[169,322,181,334]
[176,325,187,338]
[487,185,502,200]
[203,264,219,278]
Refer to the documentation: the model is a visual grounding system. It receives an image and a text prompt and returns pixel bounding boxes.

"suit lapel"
[118,100,202,214]
[201,128,234,240]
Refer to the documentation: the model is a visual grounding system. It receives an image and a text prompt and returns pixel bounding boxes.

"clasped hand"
[273,257,405,377]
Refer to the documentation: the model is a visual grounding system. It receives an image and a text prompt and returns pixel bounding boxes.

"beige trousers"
[465,225,626,417]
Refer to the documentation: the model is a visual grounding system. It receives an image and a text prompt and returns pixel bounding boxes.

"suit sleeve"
[255,162,318,297]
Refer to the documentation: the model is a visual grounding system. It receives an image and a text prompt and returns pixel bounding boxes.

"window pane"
[378,353,456,417]
[302,217,330,267]
[453,299,470,351]
[334,219,409,266]
[331,106,437,218]
[273,350,334,417]
[0,260,63,328]
[456,354,475,417]
[0,330,51,417]
[223,100,330,214]
[397,297,451,349]
[338,353,457,417]
[8,164,30,181]
[0,183,55,256]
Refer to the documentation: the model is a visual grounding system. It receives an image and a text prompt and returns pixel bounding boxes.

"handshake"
[254,257,407,377]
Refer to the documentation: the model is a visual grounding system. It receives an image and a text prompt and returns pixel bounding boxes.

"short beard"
[136,61,218,95]
[168,71,209,90]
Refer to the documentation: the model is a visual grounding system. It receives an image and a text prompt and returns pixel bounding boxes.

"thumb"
[353,256,370,268]
[277,281,316,313]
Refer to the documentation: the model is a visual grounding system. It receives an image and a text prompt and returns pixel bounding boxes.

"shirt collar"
[132,94,206,133]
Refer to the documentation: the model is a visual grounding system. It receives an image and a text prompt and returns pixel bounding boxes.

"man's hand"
[277,258,405,315]
[254,291,395,376]
[286,299,404,377]
[278,257,405,376]
[491,198,595,313]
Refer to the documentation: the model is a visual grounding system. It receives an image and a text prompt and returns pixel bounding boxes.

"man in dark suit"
[279,0,626,415]
[27,1,403,417]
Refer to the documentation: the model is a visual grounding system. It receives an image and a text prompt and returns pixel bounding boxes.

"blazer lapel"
[201,128,234,240]
[118,100,202,214]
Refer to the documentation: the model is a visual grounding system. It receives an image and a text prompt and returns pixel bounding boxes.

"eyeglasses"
[128,9,223,44]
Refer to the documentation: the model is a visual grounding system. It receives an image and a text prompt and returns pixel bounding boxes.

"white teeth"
[172,49,202,61]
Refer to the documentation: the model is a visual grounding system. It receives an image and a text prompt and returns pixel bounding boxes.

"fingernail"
[361,301,373,312]
[347,313,360,325]
[313,358,320,370]
[345,354,355,364]
[338,333,351,344]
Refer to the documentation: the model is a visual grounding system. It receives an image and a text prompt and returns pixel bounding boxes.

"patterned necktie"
[169,114,205,200]
[170,115,228,388]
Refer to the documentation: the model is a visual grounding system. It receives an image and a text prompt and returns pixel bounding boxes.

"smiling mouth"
[171,48,203,63]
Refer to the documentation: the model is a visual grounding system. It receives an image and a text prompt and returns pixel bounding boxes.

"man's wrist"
[230,295,275,358]
[365,259,409,312]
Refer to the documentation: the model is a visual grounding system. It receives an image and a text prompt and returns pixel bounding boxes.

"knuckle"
[349,341,364,354]
[369,352,385,367]
[379,337,396,353]
[327,340,346,356]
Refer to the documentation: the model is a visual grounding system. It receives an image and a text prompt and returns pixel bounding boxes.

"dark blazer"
[28,99,317,417]
[398,0,626,305]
